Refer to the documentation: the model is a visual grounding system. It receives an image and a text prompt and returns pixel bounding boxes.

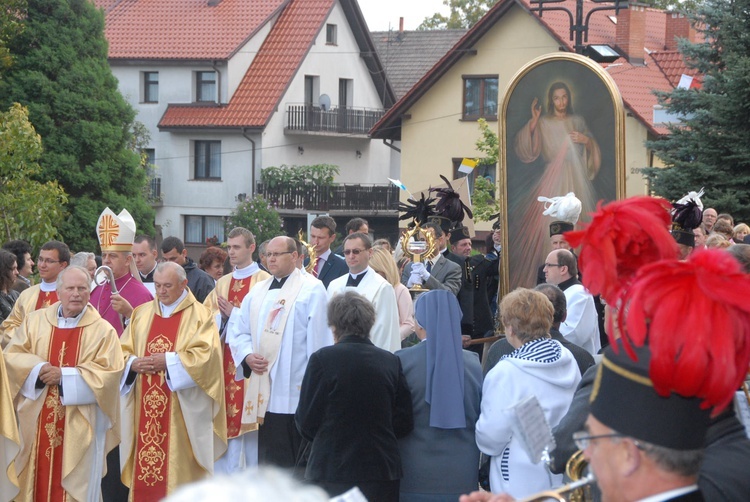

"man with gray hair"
[120,261,226,499]
[4,265,124,501]
[543,248,600,355]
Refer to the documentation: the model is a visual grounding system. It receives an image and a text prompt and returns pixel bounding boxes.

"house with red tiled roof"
[369,0,697,236]
[95,0,401,246]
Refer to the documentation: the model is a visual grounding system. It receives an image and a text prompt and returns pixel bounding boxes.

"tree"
[0,0,25,77]
[418,0,499,30]
[644,0,750,222]
[0,0,154,251]
[225,197,283,258]
[471,118,501,222]
[0,103,67,249]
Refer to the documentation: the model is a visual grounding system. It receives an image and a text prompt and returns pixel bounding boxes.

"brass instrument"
[93,265,119,295]
[520,450,594,502]
[297,229,317,274]
[399,223,438,293]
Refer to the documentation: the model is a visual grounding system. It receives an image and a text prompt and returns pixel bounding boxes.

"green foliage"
[418,0,499,30]
[226,197,284,254]
[260,164,340,189]
[0,0,25,77]
[0,0,154,251]
[471,118,500,222]
[645,0,750,222]
[0,103,67,249]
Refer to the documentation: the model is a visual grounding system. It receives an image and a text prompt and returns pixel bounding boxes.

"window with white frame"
[185,216,225,244]
[194,140,221,179]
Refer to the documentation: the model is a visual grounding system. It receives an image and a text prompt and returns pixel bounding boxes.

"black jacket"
[183,257,215,303]
[295,336,413,483]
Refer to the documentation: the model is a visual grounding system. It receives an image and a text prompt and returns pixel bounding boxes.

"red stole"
[131,312,183,501]
[225,277,251,438]
[34,326,83,502]
[35,291,58,311]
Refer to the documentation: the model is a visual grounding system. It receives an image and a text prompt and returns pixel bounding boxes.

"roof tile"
[94,0,286,60]
[158,0,334,128]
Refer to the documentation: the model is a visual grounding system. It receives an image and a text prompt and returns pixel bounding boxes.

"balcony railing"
[285,104,385,135]
[256,182,399,212]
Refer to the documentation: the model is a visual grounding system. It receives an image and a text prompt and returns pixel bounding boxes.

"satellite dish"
[319,94,331,111]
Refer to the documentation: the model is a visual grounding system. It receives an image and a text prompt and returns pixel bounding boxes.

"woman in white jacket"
[475,288,581,499]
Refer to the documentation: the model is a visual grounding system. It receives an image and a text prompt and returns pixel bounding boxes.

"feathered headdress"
[565,196,678,309]
[398,192,436,228]
[671,189,704,247]
[430,175,473,223]
[618,249,750,413]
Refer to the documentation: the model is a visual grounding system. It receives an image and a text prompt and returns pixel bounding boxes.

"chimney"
[664,12,695,51]
[616,3,647,65]
[399,17,404,34]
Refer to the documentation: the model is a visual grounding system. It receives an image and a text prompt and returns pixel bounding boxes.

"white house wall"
[261,0,392,185]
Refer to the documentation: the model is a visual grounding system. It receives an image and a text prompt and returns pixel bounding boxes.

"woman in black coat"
[295,291,413,502]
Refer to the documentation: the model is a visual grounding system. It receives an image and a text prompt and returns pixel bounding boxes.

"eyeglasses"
[343,248,366,256]
[266,251,293,259]
[543,263,562,268]
[37,257,61,265]
[572,431,626,450]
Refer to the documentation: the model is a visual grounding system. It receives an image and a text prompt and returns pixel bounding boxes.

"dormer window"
[326,24,337,45]
[196,71,217,102]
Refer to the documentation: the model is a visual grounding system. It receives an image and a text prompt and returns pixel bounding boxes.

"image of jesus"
[510,81,601,288]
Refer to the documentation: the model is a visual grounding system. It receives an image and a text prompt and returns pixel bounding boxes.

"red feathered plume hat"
[565,196,679,308]
[618,249,750,413]
[590,250,750,451]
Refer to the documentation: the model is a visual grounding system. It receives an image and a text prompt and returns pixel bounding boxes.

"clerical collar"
[139,263,157,281]
[346,269,367,287]
[40,280,57,292]
[160,289,188,318]
[57,305,87,328]
[558,276,580,292]
[233,262,260,280]
[270,274,290,290]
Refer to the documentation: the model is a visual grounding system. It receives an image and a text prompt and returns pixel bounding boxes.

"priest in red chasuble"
[4,266,124,501]
[120,262,226,500]
[204,227,269,474]
[0,240,70,348]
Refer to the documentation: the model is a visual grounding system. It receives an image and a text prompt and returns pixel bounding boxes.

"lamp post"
[530,0,628,57]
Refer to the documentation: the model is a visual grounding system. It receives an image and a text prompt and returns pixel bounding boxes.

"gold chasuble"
[4,304,124,502]
[0,285,58,348]
[204,270,269,438]
[120,292,226,500]
[0,352,20,501]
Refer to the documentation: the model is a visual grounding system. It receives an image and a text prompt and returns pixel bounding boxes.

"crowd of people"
[0,194,747,502]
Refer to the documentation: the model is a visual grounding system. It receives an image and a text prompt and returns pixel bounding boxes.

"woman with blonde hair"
[370,247,415,340]
[733,223,750,243]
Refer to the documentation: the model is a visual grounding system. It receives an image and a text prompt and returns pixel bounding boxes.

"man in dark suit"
[307,216,347,288]
[296,291,413,501]
[400,222,462,296]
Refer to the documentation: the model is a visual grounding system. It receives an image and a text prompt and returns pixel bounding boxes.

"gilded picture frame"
[498,52,626,295]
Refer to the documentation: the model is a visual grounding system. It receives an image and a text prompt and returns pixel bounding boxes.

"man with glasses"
[228,236,331,469]
[327,232,400,352]
[543,248,600,355]
[0,240,70,347]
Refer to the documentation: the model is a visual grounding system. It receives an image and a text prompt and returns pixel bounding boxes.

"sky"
[357,0,449,31]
